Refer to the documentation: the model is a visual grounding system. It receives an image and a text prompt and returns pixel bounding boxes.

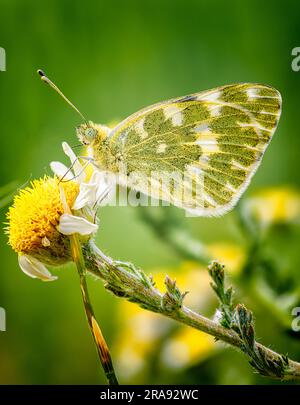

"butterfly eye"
[85,127,97,139]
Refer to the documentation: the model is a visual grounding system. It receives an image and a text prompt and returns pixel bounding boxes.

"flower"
[241,187,300,229]
[114,301,174,381]
[161,326,216,369]
[6,176,78,268]
[6,142,109,281]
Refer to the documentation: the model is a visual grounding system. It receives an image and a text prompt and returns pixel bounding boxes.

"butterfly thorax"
[92,135,123,173]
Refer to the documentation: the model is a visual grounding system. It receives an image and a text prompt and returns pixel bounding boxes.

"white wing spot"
[163,105,183,126]
[194,123,210,133]
[156,143,167,154]
[205,193,218,207]
[255,95,278,99]
[200,91,221,102]
[195,137,219,153]
[199,155,209,164]
[247,88,259,98]
[247,88,278,99]
[225,183,237,193]
[208,105,222,117]
[260,110,278,116]
[239,122,271,132]
[232,160,247,170]
[186,164,203,175]
[134,118,148,139]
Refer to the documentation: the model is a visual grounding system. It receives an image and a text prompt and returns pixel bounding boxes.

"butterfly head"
[76,122,100,145]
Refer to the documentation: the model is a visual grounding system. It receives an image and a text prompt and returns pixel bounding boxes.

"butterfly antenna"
[37,69,87,123]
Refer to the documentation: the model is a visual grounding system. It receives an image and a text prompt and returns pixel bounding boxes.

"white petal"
[58,213,98,235]
[97,184,114,207]
[59,185,70,214]
[93,171,115,204]
[72,170,113,209]
[50,161,74,180]
[92,171,108,199]
[72,182,97,210]
[90,170,103,184]
[18,255,57,282]
[62,141,85,183]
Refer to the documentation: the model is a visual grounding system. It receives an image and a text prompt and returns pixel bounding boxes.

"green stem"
[70,234,118,385]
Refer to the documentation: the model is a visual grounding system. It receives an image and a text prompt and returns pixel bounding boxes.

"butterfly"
[38,71,282,216]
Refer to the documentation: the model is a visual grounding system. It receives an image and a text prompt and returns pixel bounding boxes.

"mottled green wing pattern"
[109,84,281,215]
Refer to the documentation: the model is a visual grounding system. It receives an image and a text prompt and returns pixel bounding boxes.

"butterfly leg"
[92,184,113,222]
[59,156,95,183]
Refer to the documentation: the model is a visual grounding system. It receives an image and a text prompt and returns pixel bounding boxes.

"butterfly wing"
[108,83,282,216]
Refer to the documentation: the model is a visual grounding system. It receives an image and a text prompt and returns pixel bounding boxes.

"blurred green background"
[1,0,300,385]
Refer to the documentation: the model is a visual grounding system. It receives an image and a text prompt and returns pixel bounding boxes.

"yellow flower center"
[6,176,79,265]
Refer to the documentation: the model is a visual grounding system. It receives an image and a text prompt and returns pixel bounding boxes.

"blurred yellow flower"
[114,306,171,380]
[242,187,300,227]
[114,262,221,380]
[161,326,216,369]
[207,242,245,275]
